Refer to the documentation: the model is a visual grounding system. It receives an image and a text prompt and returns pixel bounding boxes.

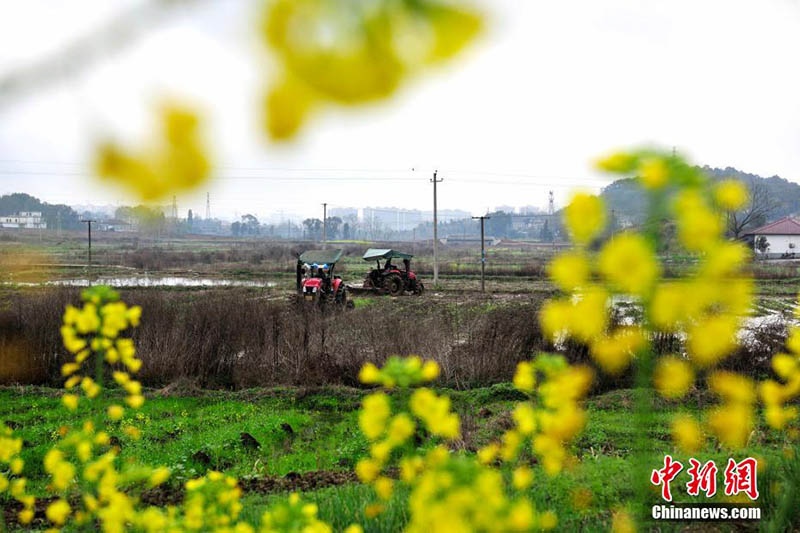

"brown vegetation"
[0,287,786,390]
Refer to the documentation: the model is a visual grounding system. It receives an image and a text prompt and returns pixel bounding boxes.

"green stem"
[633,189,666,522]
[95,347,104,389]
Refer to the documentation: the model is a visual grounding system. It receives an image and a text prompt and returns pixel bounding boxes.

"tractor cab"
[362,249,424,296]
[296,249,349,307]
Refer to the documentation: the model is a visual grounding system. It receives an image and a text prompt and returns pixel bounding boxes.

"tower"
[548,191,554,215]
[205,192,211,220]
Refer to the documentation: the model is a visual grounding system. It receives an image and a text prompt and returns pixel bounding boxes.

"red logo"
[652,456,758,501]
[651,455,684,502]
[686,458,718,497]
[723,457,759,500]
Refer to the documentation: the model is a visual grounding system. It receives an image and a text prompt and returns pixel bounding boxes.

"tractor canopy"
[362,248,414,261]
[298,249,344,267]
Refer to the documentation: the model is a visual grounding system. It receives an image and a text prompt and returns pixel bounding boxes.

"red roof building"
[745,216,800,236]
[746,216,800,257]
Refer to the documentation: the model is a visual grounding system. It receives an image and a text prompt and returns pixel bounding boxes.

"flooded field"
[2,276,276,289]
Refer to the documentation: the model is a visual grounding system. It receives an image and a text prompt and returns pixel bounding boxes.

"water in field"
[3,276,276,288]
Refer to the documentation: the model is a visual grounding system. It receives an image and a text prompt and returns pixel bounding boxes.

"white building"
[0,211,47,229]
[746,216,800,257]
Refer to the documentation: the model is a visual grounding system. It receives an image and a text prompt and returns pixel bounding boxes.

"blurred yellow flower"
[653,356,694,399]
[595,152,637,173]
[359,392,391,440]
[95,104,211,201]
[107,405,125,421]
[513,361,536,392]
[564,193,606,245]
[590,327,645,375]
[262,0,483,140]
[671,414,703,453]
[598,233,659,295]
[512,466,534,489]
[46,499,71,526]
[686,315,738,367]
[548,251,590,292]
[674,190,723,252]
[714,180,748,210]
[708,404,753,449]
[638,157,669,189]
[610,508,636,533]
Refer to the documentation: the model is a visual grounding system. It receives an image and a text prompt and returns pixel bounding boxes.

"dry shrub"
[1,288,788,390]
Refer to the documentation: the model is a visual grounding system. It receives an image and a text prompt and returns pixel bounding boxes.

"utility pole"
[472,215,491,292]
[82,219,95,269]
[322,203,327,247]
[431,170,443,286]
[205,192,211,220]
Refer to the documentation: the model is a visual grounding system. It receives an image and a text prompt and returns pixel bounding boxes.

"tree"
[755,235,770,254]
[540,219,553,242]
[303,218,322,240]
[726,179,777,239]
[241,214,260,236]
[326,216,342,240]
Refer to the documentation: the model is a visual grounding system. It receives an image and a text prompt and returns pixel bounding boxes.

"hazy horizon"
[3,0,800,219]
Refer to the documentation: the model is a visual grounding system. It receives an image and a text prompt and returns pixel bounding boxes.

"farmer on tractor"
[362,248,424,296]
[296,249,350,307]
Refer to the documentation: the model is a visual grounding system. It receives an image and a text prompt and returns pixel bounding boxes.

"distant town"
[0,192,570,244]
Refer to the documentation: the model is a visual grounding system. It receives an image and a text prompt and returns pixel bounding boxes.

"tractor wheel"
[384,273,404,296]
[414,282,425,296]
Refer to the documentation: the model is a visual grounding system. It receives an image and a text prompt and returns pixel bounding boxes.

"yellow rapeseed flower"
[674,190,723,252]
[513,361,536,392]
[512,403,537,435]
[512,466,534,489]
[638,157,669,189]
[62,393,79,411]
[46,499,71,526]
[686,315,739,367]
[653,356,694,399]
[107,405,125,421]
[714,180,748,210]
[671,415,703,453]
[548,251,590,292]
[708,403,753,449]
[359,392,391,441]
[598,233,659,295]
[595,151,637,173]
[564,193,606,245]
[590,327,645,375]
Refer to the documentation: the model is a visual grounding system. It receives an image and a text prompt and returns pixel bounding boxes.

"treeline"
[602,165,799,235]
[0,193,81,230]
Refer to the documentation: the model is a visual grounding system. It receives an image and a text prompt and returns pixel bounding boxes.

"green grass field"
[2,384,794,531]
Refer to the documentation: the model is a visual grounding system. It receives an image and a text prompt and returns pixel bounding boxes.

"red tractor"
[296,249,350,308]
[362,248,424,296]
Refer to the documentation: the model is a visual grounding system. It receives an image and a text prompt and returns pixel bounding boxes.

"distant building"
[0,211,46,229]
[745,216,800,257]
[97,219,135,232]
[444,234,500,246]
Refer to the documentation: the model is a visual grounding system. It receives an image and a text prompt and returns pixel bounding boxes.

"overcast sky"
[1,0,800,221]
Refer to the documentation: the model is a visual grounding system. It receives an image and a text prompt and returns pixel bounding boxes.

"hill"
[601,166,800,230]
